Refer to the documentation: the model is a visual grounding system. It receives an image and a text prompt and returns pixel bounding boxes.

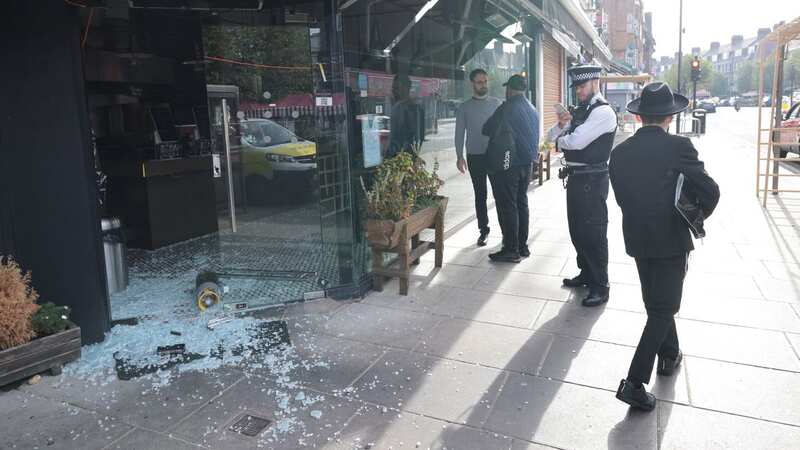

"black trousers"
[489,165,530,253]
[627,253,688,385]
[566,171,609,288]
[467,154,490,234]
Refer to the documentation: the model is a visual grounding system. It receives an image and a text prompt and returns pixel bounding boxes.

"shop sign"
[315,96,333,107]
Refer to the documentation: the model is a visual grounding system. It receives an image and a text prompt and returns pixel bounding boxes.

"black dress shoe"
[657,350,683,376]
[519,246,530,258]
[581,287,609,307]
[477,230,490,247]
[489,250,521,263]
[616,379,656,411]
[562,274,589,288]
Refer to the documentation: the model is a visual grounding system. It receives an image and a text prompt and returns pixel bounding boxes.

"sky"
[645,0,800,59]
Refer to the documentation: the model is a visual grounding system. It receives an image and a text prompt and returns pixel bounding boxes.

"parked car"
[697,100,717,113]
[718,98,731,107]
[237,118,317,200]
[775,102,800,157]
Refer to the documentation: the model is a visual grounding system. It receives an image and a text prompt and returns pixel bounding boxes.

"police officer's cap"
[567,64,603,88]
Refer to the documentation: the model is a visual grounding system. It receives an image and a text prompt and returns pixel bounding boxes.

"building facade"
[1,0,610,344]
[581,0,650,74]
[703,28,772,94]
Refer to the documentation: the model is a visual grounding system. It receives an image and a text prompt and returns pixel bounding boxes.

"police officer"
[548,65,617,307]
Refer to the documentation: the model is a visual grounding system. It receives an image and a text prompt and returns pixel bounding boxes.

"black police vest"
[562,100,616,165]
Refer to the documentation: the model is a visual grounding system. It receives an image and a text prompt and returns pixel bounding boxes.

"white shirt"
[547,93,618,151]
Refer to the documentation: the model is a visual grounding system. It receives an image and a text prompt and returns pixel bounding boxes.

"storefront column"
[0,0,110,344]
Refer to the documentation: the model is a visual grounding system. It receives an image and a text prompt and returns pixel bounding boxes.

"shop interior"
[82,0,535,322]
[83,0,346,320]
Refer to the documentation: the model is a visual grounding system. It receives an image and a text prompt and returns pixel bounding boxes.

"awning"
[514,0,614,67]
[600,74,652,84]
[551,28,581,59]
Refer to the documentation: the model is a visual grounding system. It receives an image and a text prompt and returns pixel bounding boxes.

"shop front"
[2,0,608,344]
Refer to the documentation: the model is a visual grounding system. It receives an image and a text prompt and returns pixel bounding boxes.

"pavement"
[3,107,800,450]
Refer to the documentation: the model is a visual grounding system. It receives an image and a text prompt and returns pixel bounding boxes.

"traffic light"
[690,57,702,82]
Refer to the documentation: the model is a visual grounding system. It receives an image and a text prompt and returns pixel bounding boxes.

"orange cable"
[81,7,94,48]
[205,56,311,71]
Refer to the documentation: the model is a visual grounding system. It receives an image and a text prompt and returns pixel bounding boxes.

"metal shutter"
[542,33,563,133]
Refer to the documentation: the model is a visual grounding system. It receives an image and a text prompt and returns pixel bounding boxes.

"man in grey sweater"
[455,69,502,246]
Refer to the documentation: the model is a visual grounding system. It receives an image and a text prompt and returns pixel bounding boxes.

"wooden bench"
[369,199,447,296]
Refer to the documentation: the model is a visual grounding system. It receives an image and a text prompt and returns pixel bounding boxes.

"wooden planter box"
[367,197,448,295]
[0,322,81,387]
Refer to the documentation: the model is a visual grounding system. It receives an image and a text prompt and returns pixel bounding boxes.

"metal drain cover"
[229,414,271,437]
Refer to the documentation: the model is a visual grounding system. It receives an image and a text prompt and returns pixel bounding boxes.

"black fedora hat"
[627,82,690,116]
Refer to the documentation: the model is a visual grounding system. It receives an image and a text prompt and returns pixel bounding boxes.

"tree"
[202,24,313,103]
[661,55,715,94]
[710,72,730,98]
[736,61,757,94]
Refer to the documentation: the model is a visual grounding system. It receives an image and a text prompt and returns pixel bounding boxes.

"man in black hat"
[482,74,540,263]
[610,82,720,411]
[547,65,617,306]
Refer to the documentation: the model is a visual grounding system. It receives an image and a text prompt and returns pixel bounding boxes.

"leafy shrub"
[0,257,40,350]
[31,302,71,337]
[362,152,443,221]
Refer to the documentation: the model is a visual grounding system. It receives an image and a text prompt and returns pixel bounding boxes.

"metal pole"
[676,0,684,134]
[222,98,237,233]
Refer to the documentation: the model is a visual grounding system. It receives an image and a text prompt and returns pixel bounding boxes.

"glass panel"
[341,1,531,251]
[86,1,353,321]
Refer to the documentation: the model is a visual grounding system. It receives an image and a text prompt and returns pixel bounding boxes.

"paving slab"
[677,295,800,333]
[754,276,800,303]
[320,303,443,350]
[484,373,657,450]
[362,283,450,314]
[171,376,360,449]
[676,318,800,371]
[432,287,548,329]
[475,270,579,302]
[532,301,646,347]
[510,440,561,450]
[684,356,800,426]
[417,318,553,375]
[561,260,640,285]
[0,390,133,450]
[408,262,492,290]
[658,402,800,450]
[351,350,505,427]
[487,255,569,277]
[683,272,763,300]
[537,335,690,405]
[325,403,514,450]
[106,429,205,450]
[20,368,244,433]
[288,332,387,392]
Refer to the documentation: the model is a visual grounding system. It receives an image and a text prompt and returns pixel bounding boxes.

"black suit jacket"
[609,126,720,258]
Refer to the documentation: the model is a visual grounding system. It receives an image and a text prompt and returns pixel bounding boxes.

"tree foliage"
[661,56,715,94]
[203,24,313,103]
[734,50,800,95]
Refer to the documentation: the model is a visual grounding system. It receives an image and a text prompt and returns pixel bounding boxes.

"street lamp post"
[676,0,684,133]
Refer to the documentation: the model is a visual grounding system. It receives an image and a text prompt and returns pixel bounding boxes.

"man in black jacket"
[610,82,720,411]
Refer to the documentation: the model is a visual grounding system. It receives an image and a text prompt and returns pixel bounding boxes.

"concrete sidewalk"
[3,111,800,450]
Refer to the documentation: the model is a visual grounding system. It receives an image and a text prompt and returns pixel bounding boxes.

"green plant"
[362,152,444,221]
[0,256,40,350]
[31,302,71,337]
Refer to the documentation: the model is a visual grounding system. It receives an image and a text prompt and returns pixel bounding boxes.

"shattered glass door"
[199,5,330,313]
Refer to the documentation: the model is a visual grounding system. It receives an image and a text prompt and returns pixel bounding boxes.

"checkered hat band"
[571,72,600,81]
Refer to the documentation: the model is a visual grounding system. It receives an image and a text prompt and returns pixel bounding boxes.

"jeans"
[467,154,490,234]
[489,165,530,253]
